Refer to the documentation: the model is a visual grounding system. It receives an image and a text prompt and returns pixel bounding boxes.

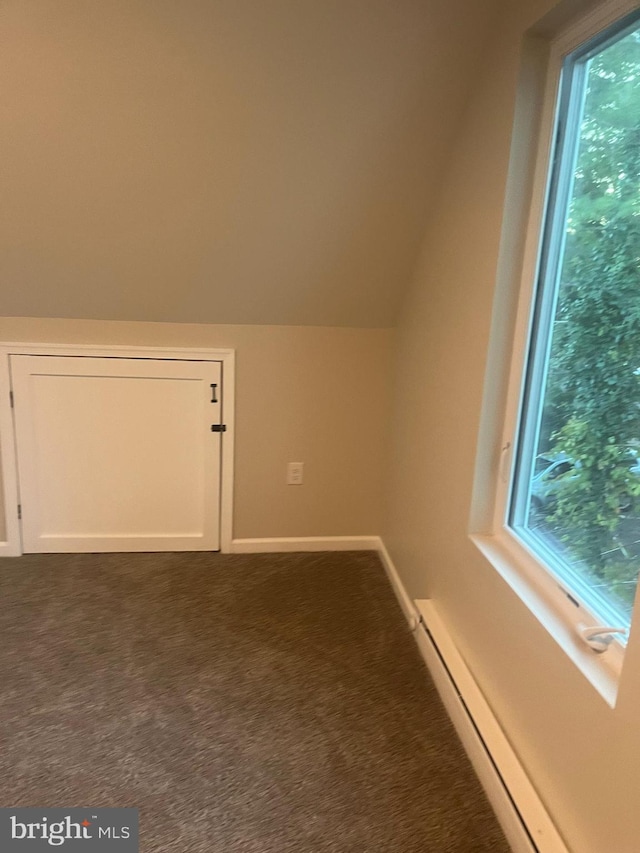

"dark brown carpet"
[0,551,509,852]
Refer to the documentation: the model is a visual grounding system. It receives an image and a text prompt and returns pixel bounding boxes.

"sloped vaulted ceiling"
[0,0,498,327]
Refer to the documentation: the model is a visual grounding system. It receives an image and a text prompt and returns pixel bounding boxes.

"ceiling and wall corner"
[0,0,501,328]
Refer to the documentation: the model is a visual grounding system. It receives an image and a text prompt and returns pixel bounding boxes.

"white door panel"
[10,355,222,553]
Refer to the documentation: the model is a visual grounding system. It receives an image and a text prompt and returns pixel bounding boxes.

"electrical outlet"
[287,462,304,485]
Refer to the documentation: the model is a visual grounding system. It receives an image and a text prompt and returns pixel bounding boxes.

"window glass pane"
[512,21,640,628]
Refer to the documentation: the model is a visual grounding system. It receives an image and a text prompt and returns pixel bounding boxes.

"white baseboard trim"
[378,541,570,853]
[0,541,20,557]
[229,536,380,554]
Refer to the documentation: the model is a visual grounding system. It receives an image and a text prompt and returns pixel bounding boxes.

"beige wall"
[385,1,640,851]
[0,0,497,329]
[0,0,500,546]
[0,317,392,542]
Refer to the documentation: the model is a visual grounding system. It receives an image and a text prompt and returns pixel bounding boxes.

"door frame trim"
[0,342,235,556]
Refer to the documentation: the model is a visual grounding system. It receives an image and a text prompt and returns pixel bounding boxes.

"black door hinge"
[211,424,227,433]
[9,390,14,408]
[17,504,21,520]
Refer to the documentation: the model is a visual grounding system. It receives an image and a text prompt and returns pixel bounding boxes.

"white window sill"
[470,531,622,708]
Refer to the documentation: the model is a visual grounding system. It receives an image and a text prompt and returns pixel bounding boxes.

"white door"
[10,355,223,553]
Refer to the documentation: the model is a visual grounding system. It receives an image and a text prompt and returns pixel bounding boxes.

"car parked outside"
[530,451,640,514]
[530,453,578,511]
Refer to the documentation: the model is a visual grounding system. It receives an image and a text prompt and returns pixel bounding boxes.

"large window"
[508,9,640,650]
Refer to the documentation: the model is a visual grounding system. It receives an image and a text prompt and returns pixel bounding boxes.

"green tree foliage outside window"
[525,22,640,623]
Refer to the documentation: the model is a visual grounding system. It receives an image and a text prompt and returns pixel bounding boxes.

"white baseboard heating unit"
[413,600,570,853]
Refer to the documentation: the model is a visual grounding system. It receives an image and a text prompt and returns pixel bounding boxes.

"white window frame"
[471,0,640,708]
